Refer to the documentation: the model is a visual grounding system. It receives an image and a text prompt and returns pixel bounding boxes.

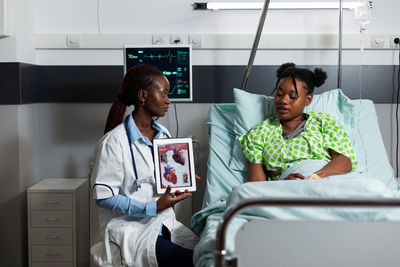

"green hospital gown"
[239,112,358,180]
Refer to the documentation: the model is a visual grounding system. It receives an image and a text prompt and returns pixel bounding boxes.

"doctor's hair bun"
[313,68,327,88]
[276,62,296,78]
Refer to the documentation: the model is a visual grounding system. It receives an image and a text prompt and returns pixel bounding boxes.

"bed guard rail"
[215,197,400,267]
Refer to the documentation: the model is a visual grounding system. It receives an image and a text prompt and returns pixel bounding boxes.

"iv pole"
[338,0,343,88]
[241,0,344,91]
[241,0,271,91]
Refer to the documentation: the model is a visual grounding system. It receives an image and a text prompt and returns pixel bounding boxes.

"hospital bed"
[191,0,400,266]
[190,89,400,267]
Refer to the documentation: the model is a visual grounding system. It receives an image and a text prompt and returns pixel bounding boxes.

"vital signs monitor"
[123,45,192,102]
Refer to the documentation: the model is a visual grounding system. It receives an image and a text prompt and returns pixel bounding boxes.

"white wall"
[0,0,400,266]
[32,0,399,34]
[33,0,400,66]
[6,0,35,62]
[0,0,35,264]
[375,104,400,172]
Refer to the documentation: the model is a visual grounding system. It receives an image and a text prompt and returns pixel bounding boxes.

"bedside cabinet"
[28,178,89,267]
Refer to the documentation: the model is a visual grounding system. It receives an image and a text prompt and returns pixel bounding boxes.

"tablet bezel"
[154,137,197,194]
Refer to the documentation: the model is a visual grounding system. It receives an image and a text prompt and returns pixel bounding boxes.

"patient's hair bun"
[313,68,328,87]
[274,62,328,94]
[276,62,296,78]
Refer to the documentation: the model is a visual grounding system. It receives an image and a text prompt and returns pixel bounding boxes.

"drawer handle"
[46,251,60,256]
[45,200,59,204]
[46,218,58,222]
[45,235,59,239]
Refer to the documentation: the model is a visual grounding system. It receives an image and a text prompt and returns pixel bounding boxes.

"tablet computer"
[154,138,197,194]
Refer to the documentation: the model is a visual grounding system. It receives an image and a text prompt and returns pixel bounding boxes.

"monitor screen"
[124,45,192,102]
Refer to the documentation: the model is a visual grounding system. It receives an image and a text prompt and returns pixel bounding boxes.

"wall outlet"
[66,34,80,48]
[189,35,202,48]
[170,34,185,44]
[152,35,166,45]
[390,35,400,48]
[371,34,384,49]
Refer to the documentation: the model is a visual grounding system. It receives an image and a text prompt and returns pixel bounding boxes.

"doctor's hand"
[156,185,192,212]
[284,173,305,180]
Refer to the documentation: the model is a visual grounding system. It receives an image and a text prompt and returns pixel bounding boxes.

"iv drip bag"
[354,0,371,54]
[354,0,371,29]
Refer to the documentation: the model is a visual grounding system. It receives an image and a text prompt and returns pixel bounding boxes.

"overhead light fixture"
[193,2,372,10]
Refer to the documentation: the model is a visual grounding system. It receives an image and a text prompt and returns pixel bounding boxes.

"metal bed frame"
[215,198,400,267]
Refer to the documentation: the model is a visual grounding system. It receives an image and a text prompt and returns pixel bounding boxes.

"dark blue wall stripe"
[0,63,398,104]
[36,65,123,103]
[0,63,22,104]
[194,65,400,103]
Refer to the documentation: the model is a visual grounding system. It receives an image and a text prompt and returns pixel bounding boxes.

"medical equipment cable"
[171,103,196,215]
[354,0,370,174]
[355,45,367,176]
[97,0,101,33]
[396,43,400,177]
[173,103,179,138]
[356,22,363,175]
[337,0,343,88]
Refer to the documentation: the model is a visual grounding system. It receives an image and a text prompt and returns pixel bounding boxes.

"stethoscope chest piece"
[133,180,141,192]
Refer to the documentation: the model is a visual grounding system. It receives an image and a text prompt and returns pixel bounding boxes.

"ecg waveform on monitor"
[125,47,191,100]
[127,51,188,65]
[127,50,178,64]
[168,85,188,96]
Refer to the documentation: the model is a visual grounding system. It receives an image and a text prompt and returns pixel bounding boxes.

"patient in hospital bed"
[190,63,400,267]
[240,63,357,182]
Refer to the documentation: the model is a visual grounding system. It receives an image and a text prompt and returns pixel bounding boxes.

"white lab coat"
[90,120,198,267]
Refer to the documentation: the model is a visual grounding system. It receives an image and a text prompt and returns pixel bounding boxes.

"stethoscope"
[125,116,170,192]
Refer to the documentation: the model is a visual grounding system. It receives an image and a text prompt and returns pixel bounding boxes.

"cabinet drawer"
[31,245,72,262]
[31,211,73,227]
[31,228,73,245]
[30,193,72,210]
[32,263,73,267]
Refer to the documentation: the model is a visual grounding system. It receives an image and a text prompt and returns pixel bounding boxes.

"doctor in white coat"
[90,65,198,267]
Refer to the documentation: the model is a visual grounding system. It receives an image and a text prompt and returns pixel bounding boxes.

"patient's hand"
[284,173,305,180]
[156,185,191,212]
